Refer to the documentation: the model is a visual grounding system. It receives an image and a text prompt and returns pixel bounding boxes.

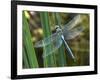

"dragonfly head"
[55,25,62,32]
[55,25,60,29]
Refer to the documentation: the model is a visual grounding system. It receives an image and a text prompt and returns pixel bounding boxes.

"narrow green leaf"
[23,47,29,68]
[23,11,39,68]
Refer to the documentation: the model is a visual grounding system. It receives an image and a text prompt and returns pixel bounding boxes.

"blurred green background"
[22,10,89,68]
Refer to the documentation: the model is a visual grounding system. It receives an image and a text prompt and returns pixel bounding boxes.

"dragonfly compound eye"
[55,25,59,29]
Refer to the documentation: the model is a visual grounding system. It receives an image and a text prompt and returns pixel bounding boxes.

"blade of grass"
[23,11,39,68]
[40,12,56,67]
[23,47,29,68]
[54,12,67,66]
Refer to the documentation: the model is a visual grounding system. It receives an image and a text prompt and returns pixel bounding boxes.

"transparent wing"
[34,32,63,58]
[62,14,83,31]
[42,35,63,58]
[63,26,84,40]
[34,32,62,48]
[34,33,57,48]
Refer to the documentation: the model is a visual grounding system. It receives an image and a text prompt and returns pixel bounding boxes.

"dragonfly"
[34,15,84,60]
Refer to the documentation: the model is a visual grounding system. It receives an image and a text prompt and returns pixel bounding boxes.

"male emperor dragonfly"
[34,15,84,60]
